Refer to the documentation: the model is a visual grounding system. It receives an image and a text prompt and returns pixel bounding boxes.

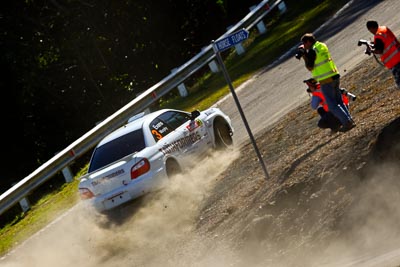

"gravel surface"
[192,54,400,267]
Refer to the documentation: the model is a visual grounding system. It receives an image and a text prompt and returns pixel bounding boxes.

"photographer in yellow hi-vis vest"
[296,33,356,132]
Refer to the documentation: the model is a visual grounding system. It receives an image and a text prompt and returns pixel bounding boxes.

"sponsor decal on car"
[186,119,203,132]
[159,132,201,154]
[91,169,125,186]
[204,109,216,116]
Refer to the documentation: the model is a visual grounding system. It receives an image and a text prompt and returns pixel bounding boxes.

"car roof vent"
[127,112,146,123]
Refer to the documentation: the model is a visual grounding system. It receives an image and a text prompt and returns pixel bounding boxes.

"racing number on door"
[151,129,163,140]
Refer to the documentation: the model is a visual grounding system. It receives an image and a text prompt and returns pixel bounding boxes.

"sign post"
[212,28,270,180]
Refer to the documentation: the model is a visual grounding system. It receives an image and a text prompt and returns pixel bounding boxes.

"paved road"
[2,1,400,266]
[215,0,400,147]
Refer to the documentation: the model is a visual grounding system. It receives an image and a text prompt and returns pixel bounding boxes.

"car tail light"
[131,158,150,179]
[79,187,94,199]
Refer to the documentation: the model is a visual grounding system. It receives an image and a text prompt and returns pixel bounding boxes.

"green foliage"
[36,48,60,69]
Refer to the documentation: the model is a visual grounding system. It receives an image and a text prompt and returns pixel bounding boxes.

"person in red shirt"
[366,20,400,89]
[304,78,352,133]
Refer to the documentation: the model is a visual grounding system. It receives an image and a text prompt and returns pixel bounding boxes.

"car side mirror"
[190,110,200,120]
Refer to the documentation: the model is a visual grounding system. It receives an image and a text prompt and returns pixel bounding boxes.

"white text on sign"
[217,39,232,51]
[215,29,249,52]
[231,31,248,43]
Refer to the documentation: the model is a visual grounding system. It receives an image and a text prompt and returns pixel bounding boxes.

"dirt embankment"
[194,56,400,266]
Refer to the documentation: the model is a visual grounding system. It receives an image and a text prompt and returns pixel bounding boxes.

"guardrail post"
[227,26,246,55]
[19,197,30,213]
[201,46,220,73]
[61,166,74,183]
[171,68,188,97]
[54,151,74,183]
[208,60,219,73]
[278,1,287,14]
[234,43,245,55]
[11,183,31,212]
[250,5,267,34]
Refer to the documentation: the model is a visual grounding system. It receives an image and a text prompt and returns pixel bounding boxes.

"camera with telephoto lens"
[357,39,374,56]
[295,47,305,59]
[340,88,357,101]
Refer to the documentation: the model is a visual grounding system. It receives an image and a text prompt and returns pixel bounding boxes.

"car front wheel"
[213,119,233,150]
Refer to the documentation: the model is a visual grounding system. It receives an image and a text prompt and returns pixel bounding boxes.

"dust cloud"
[310,162,400,267]
[2,150,400,267]
[238,165,400,267]
[1,149,241,267]
[245,161,400,267]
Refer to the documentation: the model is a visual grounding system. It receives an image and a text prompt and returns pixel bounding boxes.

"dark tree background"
[0,0,260,193]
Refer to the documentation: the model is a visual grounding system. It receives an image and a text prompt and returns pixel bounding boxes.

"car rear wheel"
[166,159,182,178]
[213,119,233,150]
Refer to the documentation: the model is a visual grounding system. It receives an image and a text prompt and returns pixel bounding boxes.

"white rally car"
[78,107,234,212]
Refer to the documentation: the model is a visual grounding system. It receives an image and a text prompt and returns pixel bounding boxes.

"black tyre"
[213,119,233,150]
[166,159,182,178]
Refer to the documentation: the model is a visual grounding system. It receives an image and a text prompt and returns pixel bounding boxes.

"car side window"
[149,111,191,142]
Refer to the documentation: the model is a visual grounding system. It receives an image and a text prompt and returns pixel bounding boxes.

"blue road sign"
[211,28,270,180]
[215,28,250,52]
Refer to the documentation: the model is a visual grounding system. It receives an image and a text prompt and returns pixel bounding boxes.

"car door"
[148,111,209,161]
[180,114,211,157]
[148,111,188,160]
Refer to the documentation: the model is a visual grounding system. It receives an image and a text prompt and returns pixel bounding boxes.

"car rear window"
[88,129,146,173]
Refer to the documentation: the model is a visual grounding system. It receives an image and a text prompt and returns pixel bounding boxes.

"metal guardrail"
[0,0,284,216]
